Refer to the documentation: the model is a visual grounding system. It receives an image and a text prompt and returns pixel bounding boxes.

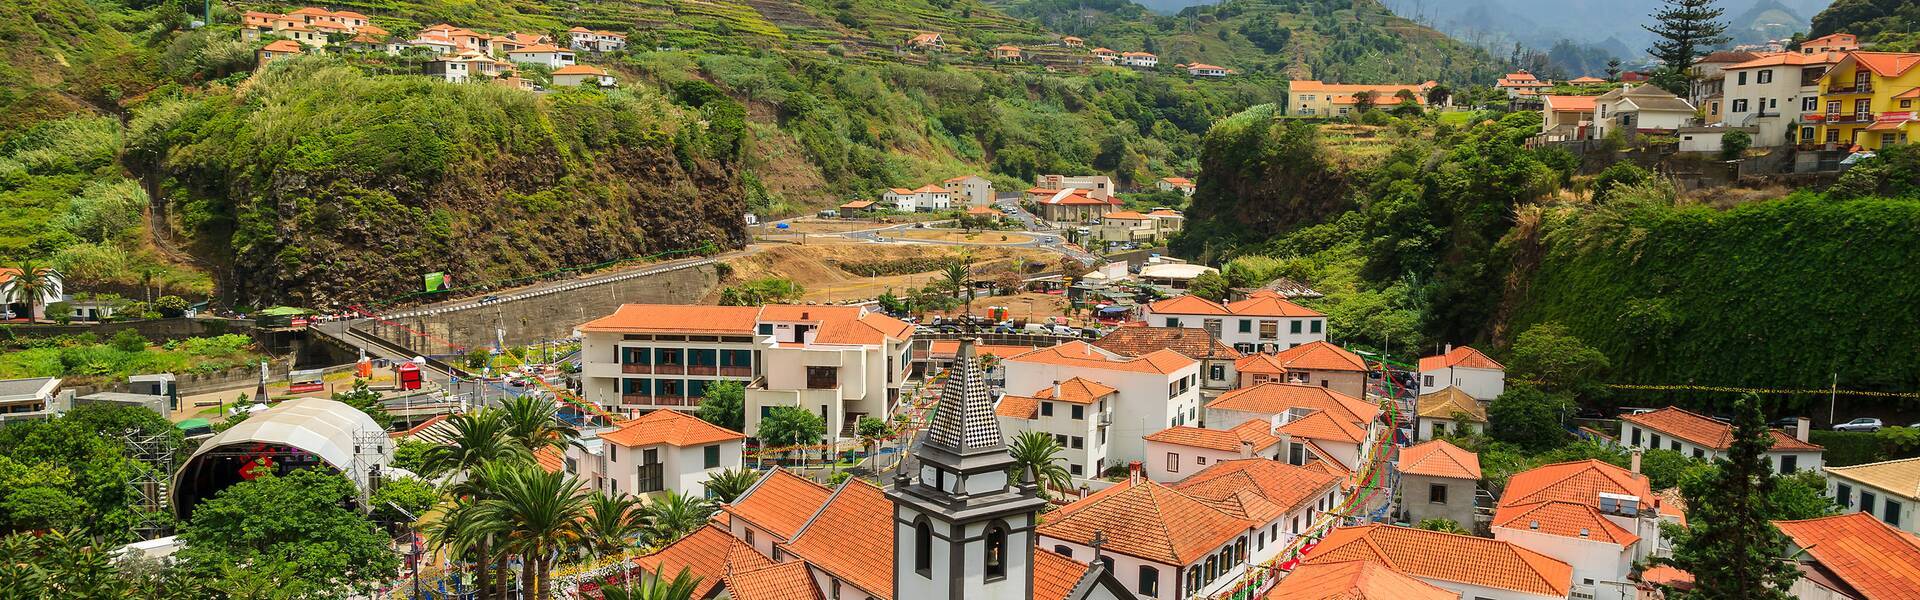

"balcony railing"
[1827,82,1874,94]
[806,377,838,390]
[620,394,699,406]
[1823,112,1876,124]
[687,365,717,376]
[718,365,753,377]
[622,364,651,374]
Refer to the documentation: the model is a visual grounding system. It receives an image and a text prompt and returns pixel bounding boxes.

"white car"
[1833,417,1883,432]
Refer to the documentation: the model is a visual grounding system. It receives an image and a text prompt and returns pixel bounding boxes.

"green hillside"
[1811,0,1920,51]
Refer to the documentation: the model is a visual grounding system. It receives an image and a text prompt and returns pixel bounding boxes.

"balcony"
[621,364,652,374]
[1826,82,1874,94]
[652,363,686,375]
[619,394,699,406]
[1825,112,1876,124]
[718,365,753,377]
[687,365,717,376]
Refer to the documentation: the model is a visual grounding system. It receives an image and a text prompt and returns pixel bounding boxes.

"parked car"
[1833,417,1883,432]
[1769,416,1803,428]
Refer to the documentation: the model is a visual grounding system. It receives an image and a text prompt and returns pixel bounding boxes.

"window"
[831,580,842,599]
[1838,483,1853,508]
[913,520,932,576]
[1651,434,1663,449]
[1290,320,1303,334]
[1804,97,1819,112]
[1072,405,1084,420]
[1041,402,1054,417]
[1238,319,1251,333]
[1137,566,1160,596]
[805,366,837,389]
[1056,434,1068,446]
[1906,100,1915,109]
[1827,128,1841,143]
[745,529,755,545]
[1288,443,1305,465]
[1165,317,1180,327]
[1429,483,1448,504]
[1310,320,1322,333]
[1670,441,1681,451]
[1802,126,1816,141]
[1203,319,1222,337]
[1861,491,1878,515]
[1758,69,1773,84]
[1630,427,1642,446]
[1423,375,1435,388]
[1070,436,1084,449]
[1197,455,1207,465]
[1887,500,1903,527]
[704,444,721,469]
[1210,364,1226,380]
[1167,452,1181,473]
[1857,98,1872,115]
[1432,422,1447,436]
[984,523,1008,579]
[1692,448,1704,459]
[1258,321,1277,340]
[1054,545,1073,556]
[1737,71,1748,85]
[1732,99,1749,112]
[1070,463,1083,476]
[1781,455,1798,473]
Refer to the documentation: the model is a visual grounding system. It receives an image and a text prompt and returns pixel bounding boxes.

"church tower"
[888,338,1049,600]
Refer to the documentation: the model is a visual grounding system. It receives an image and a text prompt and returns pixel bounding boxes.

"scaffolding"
[351,429,391,505]
[120,428,177,540]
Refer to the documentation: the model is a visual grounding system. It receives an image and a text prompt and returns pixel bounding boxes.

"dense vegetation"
[0,330,259,381]
[1811,0,1920,50]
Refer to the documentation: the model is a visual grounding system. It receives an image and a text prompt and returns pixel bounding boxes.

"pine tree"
[1663,394,1799,599]
[1644,0,1729,92]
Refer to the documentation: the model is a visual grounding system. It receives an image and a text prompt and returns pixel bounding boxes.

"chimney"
[1128,461,1142,484]
[1053,380,1062,399]
[1630,448,1644,477]
[1796,417,1811,442]
[1444,343,1453,354]
[1240,440,1255,458]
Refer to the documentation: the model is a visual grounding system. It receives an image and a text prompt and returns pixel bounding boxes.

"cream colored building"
[1287,80,1437,117]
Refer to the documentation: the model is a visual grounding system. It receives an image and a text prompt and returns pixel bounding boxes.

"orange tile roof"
[1303,440,1351,478]
[1148,295,1231,315]
[1102,210,1151,220]
[1494,499,1639,545]
[578,304,761,334]
[1544,94,1599,112]
[1277,410,1366,444]
[724,467,833,541]
[261,40,305,53]
[1005,341,1196,375]
[1173,458,1340,522]
[1266,341,1367,372]
[1040,478,1253,566]
[1092,327,1240,361]
[510,43,569,54]
[1729,50,1847,69]
[552,64,606,75]
[1499,459,1654,510]
[840,200,874,209]
[966,205,1004,216]
[783,479,895,599]
[1397,439,1481,480]
[1032,377,1117,405]
[924,340,1037,360]
[1161,177,1192,185]
[1235,353,1288,375]
[1306,524,1572,597]
[1774,512,1920,600]
[1289,80,1433,95]
[1144,420,1280,453]
[995,394,1041,419]
[1567,76,1607,84]
[1418,346,1503,371]
[1045,193,1108,206]
[633,524,775,599]
[1846,52,1920,78]
[1415,386,1486,422]
[599,409,745,448]
[532,446,564,473]
[724,561,821,600]
[1640,564,1694,588]
[1207,383,1379,426]
[1620,406,1823,452]
[1263,559,1458,600]
[1034,549,1093,600]
[1225,290,1324,317]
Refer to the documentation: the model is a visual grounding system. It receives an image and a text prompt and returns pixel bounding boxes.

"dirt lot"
[891,229,1036,245]
[717,243,1053,303]
[931,292,1080,324]
[762,218,890,234]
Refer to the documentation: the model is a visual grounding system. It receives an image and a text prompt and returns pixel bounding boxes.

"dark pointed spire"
[924,338,1003,456]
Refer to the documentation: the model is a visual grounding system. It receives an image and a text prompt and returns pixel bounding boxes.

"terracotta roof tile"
[1207,383,1378,428]
[1033,549,1093,600]
[1397,439,1481,480]
[1493,500,1638,546]
[1039,478,1253,565]
[1415,386,1486,422]
[783,479,894,599]
[533,446,564,473]
[1499,459,1655,511]
[599,409,744,448]
[995,394,1040,419]
[1265,341,1368,372]
[1005,341,1195,375]
[1775,512,1920,600]
[633,524,774,599]
[1091,327,1240,361]
[724,561,821,600]
[552,64,607,75]
[1306,525,1572,597]
[1144,420,1280,453]
[1172,458,1340,522]
[1224,291,1324,317]
[262,40,305,52]
[724,468,833,541]
[1620,407,1823,452]
[1235,353,1288,375]
[509,43,569,53]
[1277,410,1366,444]
[1846,52,1920,78]
[1032,377,1118,405]
[1417,346,1503,371]
[1263,559,1458,600]
[578,304,761,334]
[1147,295,1231,316]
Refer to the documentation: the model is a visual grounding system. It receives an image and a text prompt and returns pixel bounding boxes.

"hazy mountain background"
[1380,0,1830,57]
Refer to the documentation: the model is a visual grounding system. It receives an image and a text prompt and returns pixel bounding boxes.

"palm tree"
[600,566,702,600]
[1008,431,1073,500]
[420,409,527,480]
[702,468,761,504]
[641,490,713,548]
[5,262,60,323]
[423,496,496,599]
[475,464,591,600]
[499,395,578,453]
[940,259,972,315]
[582,492,647,558]
[430,461,524,600]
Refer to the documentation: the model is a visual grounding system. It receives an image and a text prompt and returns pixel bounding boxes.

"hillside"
[1811,0,1920,50]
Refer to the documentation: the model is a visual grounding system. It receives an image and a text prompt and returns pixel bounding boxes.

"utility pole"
[1830,372,1838,424]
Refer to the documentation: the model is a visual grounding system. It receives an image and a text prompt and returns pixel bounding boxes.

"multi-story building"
[1143,290,1327,353]
[996,377,1119,478]
[882,184,952,212]
[575,304,913,447]
[1202,382,1380,474]
[1591,84,1698,139]
[1539,94,1598,140]
[940,175,994,206]
[1265,561,1455,599]
[1689,50,1760,120]
[1498,458,1681,573]
[1091,326,1240,396]
[1304,525,1572,600]
[1418,345,1505,401]
[1094,210,1182,243]
[1801,32,1862,54]
[566,27,627,52]
[1119,51,1157,68]
[1287,80,1437,117]
[1396,439,1481,530]
[1028,189,1112,223]
[720,467,832,557]
[424,51,511,84]
[1229,341,1368,400]
[1496,70,1554,99]
[1035,174,1114,199]
[1141,420,1280,482]
[1155,177,1194,196]
[0,377,62,422]
[1002,341,1200,468]
[1814,51,1920,149]
[1720,50,1849,146]
[505,44,576,68]
[1823,456,1920,535]
[1492,497,1639,600]
[1619,407,1824,473]
[555,409,744,499]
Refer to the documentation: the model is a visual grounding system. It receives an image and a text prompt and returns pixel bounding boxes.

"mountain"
[1380,0,1834,59]
[1731,0,1808,44]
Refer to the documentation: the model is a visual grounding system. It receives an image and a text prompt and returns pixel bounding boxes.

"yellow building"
[1287,80,1438,117]
[1814,52,1920,149]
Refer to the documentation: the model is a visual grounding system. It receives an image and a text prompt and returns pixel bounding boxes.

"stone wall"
[361,263,723,355]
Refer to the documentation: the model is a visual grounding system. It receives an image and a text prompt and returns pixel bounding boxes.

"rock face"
[140,62,747,308]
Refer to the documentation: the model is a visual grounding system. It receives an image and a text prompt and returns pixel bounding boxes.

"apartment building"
[1002,341,1201,467]
[555,409,744,499]
[1035,174,1114,200]
[882,184,952,212]
[1690,51,1759,120]
[996,377,1119,478]
[941,175,994,206]
[1143,290,1327,353]
[1619,407,1824,473]
[1094,210,1182,243]
[1814,51,1920,149]
[1720,50,1849,146]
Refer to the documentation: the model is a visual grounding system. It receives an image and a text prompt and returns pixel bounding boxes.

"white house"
[718,467,832,557]
[1307,525,1572,600]
[1141,419,1279,482]
[1119,52,1157,68]
[0,377,62,421]
[1721,50,1849,146]
[1002,341,1200,469]
[1155,177,1195,196]
[1418,345,1505,401]
[883,184,953,212]
[1823,456,1920,535]
[1492,500,1639,600]
[0,267,62,321]
[1775,512,1920,600]
[1619,407,1824,474]
[424,51,509,83]
[1499,459,1679,565]
[556,408,744,499]
[566,27,627,53]
[506,44,576,68]
[1202,382,1381,474]
[1496,70,1554,99]
[941,175,995,206]
[1183,63,1229,77]
[741,305,914,450]
[1090,326,1241,397]
[1415,385,1486,440]
[995,377,1118,479]
[1591,84,1698,139]
[1143,290,1327,354]
[551,64,615,87]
